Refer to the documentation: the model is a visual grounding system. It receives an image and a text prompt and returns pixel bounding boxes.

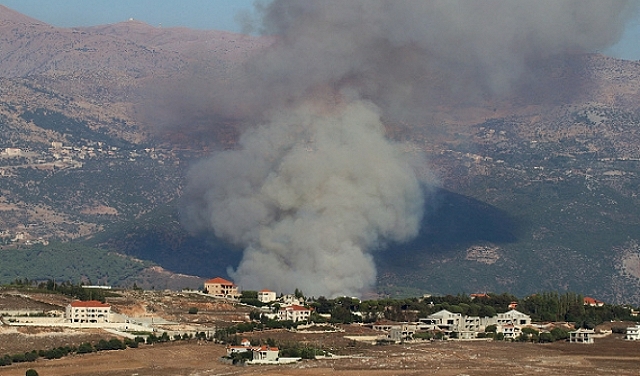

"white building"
[418,309,532,339]
[4,148,21,157]
[419,309,463,332]
[279,294,304,306]
[625,325,640,340]
[251,346,279,362]
[495,309,531,327]
[501,324,521,339]
[388,323,418,342]
[258,289,277,303]
[569,329,595,344]
[277,305,311,322]
[65,300,111,323]
[226,338,253,355]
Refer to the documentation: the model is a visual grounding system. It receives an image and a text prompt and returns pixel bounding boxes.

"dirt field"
[1,334,639,376]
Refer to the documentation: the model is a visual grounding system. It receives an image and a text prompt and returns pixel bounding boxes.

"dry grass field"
[1,331,639,376]
[2,290,640,375]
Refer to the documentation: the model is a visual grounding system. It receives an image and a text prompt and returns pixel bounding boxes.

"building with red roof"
[204,277,240,299]
[583,297,604,307]
[277,304,311,322]
[65,300,111,323]
[251,345,279,362]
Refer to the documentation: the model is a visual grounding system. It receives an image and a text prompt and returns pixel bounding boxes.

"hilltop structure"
[277,304,312,322]
[65,300,111,323]
[204,277,240,299]
[258,289,277,303]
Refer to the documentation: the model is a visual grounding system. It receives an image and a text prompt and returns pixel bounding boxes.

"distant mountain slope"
[0,5,262,78]
[1,6,640,302]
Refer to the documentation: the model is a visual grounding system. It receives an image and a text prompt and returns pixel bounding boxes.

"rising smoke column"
[181,0,637,297]
[184,100,424,297]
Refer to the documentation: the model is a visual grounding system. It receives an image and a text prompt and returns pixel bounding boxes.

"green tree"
[241,290,258,299]
[25,369,39,376]
[539,332,554,343]
[0,355,11,366]
[550,327,569,341]
[77,342,94,354]
[521,327,539,342]
[24,351,38,362]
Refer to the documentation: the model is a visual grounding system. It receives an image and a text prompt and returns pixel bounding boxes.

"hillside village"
[2,277,640,367]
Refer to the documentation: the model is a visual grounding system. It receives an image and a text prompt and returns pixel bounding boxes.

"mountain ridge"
[0,6,640,302]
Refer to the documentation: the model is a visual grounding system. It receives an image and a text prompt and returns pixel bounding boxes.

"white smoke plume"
[184,99,424,297]
[180,1,637,297]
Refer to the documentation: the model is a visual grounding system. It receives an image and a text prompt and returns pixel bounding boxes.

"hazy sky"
[0,0,256,32]
[1,0,639,60]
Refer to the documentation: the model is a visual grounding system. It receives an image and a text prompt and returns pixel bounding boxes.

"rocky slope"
[1,6,640,302]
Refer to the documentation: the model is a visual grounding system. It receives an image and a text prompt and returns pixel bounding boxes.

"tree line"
[241,290,639,328]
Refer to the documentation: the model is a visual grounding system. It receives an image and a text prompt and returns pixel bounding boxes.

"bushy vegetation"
[20,108,132,148]
[239,290,264,307]
[6,278,120,302]
[278,343,326,359]
[0,336,138,368]
[0,243,151,287]
[213,319,299,343]
[0,331,200,369]
[306,292,639,328]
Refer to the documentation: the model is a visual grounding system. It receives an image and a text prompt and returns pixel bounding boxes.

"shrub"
[188,307,198,314]
[612,326,627,334]
[0,356,10,366]
[25,369,39,376]
[42,348,64,359]
[24,351,38,362]
[108,338,126,350]
[539,332,554,343]
[95,339,110,351]
[77,342,94,354]
[124,338,139,348]
[550,327,569,341]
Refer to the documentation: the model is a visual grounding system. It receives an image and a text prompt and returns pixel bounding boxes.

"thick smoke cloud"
[181,1,637,296]
[184,101,424,296]
[201,0,636,122]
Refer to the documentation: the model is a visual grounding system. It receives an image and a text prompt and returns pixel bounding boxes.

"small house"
[569,329,595,344]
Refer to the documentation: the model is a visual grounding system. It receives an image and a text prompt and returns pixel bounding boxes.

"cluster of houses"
[39,279,640,352]
[368,308,534,342]
[201,278,640,345]
[57,297,640,346]
[203,277,312,322]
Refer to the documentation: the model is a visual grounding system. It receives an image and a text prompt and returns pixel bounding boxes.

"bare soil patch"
[0,335,639,376]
